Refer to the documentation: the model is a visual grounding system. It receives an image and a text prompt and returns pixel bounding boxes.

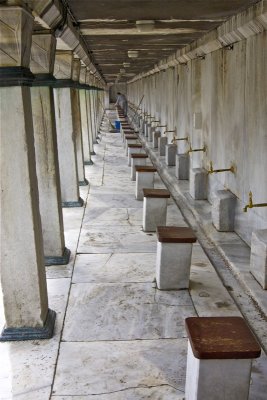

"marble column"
[89,74,98,143]
[0,5,55,340]
[71,59,88,186]
[30,32,70,265]
[85,71,95,155]
[79,66,93,165]
[53,50,83,207]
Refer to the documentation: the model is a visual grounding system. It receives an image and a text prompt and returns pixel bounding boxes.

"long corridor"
[48,112,266,399]
[1,110,267,399]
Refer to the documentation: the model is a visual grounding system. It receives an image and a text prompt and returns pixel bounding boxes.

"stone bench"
[212,189,236,231]
[156,226,196,289]
[135,166,157,200]
[122,128,135,141]
[250,229,267,289]
[175,153,189,180]
[189,168,207,200]
[125,135,139,153]
[165,143,177,166]
[159,136,168,156]
[185,317,261,400]
[153,130,161,148]
[128,144,143,166]
[143,188,170,232]
[131,154,148,181]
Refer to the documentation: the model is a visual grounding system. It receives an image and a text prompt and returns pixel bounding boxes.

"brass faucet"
[187,144,207,154]
[156,124,167,128]
[208,161,235,174]
[243,191,267,212]
[171,136,188,144]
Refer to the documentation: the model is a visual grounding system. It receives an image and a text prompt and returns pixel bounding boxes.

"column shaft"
[0,5,55,341]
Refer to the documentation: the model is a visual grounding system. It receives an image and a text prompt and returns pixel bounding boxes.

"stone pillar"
[30,32,70,265]
[79,67,93,165]
[0,5,55,341]
[86,71,95,155]
[72,59,88,186]
[53,50,83,207]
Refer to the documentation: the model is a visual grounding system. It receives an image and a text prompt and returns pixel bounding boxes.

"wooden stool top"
[136,166,157,173]
[128,144,143,148]
[143,188,170,198]
[131,153,148,159]
[157,226,196,243]
[185,317,261,360]
[125,135,138,140]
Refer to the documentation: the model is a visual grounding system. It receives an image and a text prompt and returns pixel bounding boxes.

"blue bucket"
[115,120,121,130]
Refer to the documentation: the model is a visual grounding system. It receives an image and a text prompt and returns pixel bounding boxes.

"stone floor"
[0,112,267,400]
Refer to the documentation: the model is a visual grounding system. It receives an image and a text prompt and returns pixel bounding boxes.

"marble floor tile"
[83,207,130,226]
[86,192,143,209]
[51,386,185,399]
[52,339,187,396]
[63,283,196,341]
[0,278,70,400]
[78,226,157,253]
[72,253,156,283]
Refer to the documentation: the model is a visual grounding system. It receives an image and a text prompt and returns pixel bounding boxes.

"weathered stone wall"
[127,29,267,246]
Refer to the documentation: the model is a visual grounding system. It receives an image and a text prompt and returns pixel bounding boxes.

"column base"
[84,160,94,165]
[45,247,71,266]
[62,197,84,208]
[0,309,56,342]
[90,151,96,156]
[79,178,89,186]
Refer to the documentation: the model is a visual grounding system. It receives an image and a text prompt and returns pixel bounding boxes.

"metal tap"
[164,130,176,135]
[243,191,267,212]
[171,136,188,143]
[187,144,207,154]
[207,161,235,174]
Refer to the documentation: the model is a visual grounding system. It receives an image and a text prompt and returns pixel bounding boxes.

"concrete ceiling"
[66,0,260,83]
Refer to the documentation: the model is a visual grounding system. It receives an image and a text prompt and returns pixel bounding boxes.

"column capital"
[79,65,87,84]
[30,31,57,86]
[0,5,34,86]
[72,58,81,82]
[0,5,33,67]
[54,50,73,80]
[53,50,78,88]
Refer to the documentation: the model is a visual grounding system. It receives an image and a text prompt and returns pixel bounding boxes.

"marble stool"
[156,226,196,289]
[131,154,148,181]
[148,124,154,141]
[125,135,138,154]
[176,153,189,180]
[185,317,261,400]
[159,136,168,156]
[153,130,161,149]
[135,166,157,200]
[212,190,236,231]
[144,122,149,137]
[128,144,143,166]
[122,129,134,141]
[166,144,177,166]
[125,135,138,152]
[143,188,170,232]
[250,229,267,289]
[189,168,207,200]
[121,126,131,139]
